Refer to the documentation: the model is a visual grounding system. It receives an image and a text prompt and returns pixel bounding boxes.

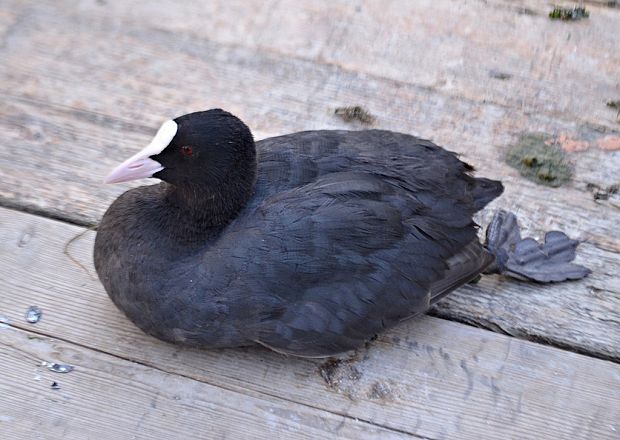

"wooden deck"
[1,0,619,438]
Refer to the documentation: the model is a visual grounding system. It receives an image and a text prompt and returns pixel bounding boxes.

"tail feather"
[430,240,494,304]
[471,178,504,211]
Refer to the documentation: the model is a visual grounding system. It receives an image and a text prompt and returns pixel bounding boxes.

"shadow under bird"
[94,109,589,357]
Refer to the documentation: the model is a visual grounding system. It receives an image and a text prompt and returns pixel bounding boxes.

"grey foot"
[484,210,591,283]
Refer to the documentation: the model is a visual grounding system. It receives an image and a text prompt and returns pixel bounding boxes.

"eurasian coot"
[94,109,589,357]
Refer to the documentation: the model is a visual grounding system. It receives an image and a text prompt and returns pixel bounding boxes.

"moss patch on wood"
[606,100,620,119]
[505,133,573,187]
[586,183,619,201]
[334,106,375,125]
[489,69,512,80]
[607,101,620,110]
[549,6,589,20]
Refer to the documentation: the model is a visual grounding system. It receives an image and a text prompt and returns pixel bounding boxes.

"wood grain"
[0,327,405,440]
[5,0,620,129]
[1,207,619,439]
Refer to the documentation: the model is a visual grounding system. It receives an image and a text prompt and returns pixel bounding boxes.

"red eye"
[181,146,193,156]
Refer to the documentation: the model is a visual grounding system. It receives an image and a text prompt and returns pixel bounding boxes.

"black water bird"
[94,109,589,357]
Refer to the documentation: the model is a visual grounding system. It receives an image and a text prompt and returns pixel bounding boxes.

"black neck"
[163,179,253,226]
[160,161,257,243]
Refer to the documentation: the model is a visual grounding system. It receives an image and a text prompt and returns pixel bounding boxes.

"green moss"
[489,69,512,80]
[607,101,620,110]
[334,106,375,125]
[587,182,619,201]
[607,100,620,118]
[549,6,589,21]
[505,133,573,187]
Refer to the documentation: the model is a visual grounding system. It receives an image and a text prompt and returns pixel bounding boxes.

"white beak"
[104,119,178,184]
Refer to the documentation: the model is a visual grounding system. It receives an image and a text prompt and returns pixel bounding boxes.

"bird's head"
[104,109,256,189]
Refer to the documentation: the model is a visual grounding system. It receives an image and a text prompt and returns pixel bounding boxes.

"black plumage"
[94,109,504,357]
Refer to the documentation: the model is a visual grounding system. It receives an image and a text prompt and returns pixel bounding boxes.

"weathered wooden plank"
[0,327,405,440]
[1,208,619,439]
[5,0,619,130]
